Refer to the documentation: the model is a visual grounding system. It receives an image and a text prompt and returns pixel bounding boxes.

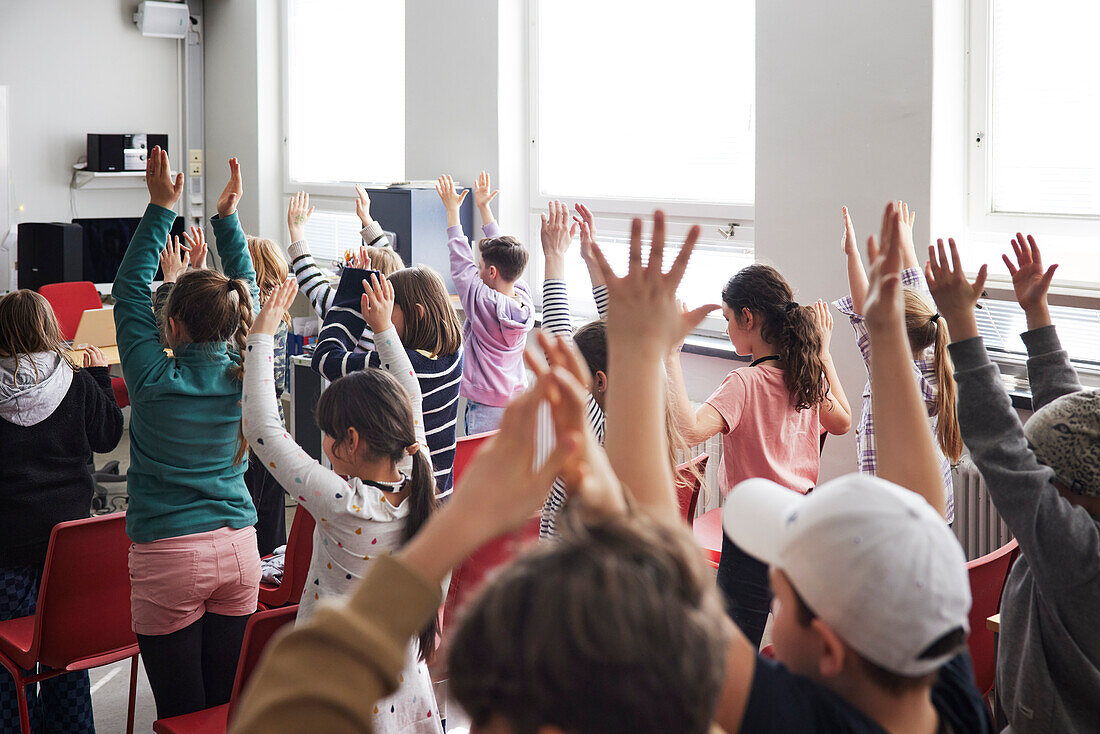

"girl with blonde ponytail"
[834,202,959,523]
[113,151,261,720]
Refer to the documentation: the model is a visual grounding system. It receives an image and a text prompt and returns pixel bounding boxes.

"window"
[297,209,367,265]
[967,0,1100,288]
[285,0,405,186]
[531,0,755,334]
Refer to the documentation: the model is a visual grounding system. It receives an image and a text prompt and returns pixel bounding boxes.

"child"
[0,292,123,733]
[665,263,852,646]
[287,188,405,354]
[244,276,442,733]
[438,172,534,434]
[834,203,960,522]
[113,149,261,719]
[155,227,293,555]
[926,233,1100,733]
[312,264,463,496]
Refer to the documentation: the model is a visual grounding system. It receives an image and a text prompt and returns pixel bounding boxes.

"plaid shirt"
[833,268,954,523]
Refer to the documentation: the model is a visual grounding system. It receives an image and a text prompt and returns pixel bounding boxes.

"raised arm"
[353,185,392,249]
[310,267,374,381]
[841,206,870,314]
[590,212,719,521]
[439,174,485,307]
[814,299,853,436]
[210,157,259,313]
[112,146,181,389]
[664,348,727,446]
[286,191,340,319]
[473,170,499,230]
[865,203,959,517]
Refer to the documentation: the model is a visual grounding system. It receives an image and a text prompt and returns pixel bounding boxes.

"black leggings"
[137,612,250,719]
[716,534,772,648]
[245,450,288,557]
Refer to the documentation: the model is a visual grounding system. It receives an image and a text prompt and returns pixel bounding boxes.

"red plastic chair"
[258,504,315,609]
[966,538,1018,701]
[675,454,709,524]
[692,507,723,569]
[152,605,298,733]
[38,281,102,340]
[0,513,139,734]
[452,430,497,485]
[760,643,776,659]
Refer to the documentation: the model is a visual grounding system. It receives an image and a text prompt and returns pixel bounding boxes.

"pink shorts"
[129,526,261,636]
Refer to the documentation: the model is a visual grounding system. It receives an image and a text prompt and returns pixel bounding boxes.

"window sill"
[681,334,750,362]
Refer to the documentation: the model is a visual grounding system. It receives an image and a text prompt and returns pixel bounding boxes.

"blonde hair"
[0,290,77,380]
[247,236,292,327]
[366,246,404,276]
[903,288,963,464]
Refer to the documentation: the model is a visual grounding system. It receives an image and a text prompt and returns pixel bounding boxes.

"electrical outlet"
[189,162,202,176]
[188,149,203,163]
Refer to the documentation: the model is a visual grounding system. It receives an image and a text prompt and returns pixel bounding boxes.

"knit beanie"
[1024,389,1100,497]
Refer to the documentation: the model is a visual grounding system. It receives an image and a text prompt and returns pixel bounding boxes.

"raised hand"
[145,146,184,209]
[925,237,987,342]
[159,233,190,284]
[253,277,298,336]
[217,157,243,218]
[1002,233,1057,328]
[182,226,208,270]
[354,186,372,228]
[473,170,499,221]
[348,246,371,270]
[896,200,920,269]
[863,202,907,332]
[841,206,858,256]
[360,272,395,335]
[589,211,719,358]
[540,201,577,280]
[812,299,833,356]
[82,344,108,368]
[287,191,314,242]
[435,174,467,227]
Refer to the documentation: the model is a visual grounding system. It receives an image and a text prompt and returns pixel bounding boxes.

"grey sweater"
[950,326,1100,733]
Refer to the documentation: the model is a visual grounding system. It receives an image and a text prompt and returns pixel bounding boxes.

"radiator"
[952,458,1014,561]
[683,433,725,517]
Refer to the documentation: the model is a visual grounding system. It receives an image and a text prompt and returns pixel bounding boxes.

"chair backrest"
[675,453,709,524]
[227,605,298,720]
[452,430,497,486]
[260,504,315,608]
[965,538,1019,696]
[38,281,103,340]
[34,513,137,669]
[441,515,540,632]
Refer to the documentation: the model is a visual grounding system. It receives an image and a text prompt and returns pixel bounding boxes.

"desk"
[987,614,1000,633]
[67,345,121,366]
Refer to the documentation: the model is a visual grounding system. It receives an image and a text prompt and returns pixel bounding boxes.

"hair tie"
[784,302,799,314]
[930,313,941,324]
[406,442,421,457]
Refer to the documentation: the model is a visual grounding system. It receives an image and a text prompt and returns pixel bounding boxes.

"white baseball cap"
[723,474,971,677]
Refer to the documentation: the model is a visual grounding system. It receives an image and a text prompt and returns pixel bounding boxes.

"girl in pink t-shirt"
[666,264,851,645]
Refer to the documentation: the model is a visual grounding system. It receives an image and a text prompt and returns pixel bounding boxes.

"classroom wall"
[0,0,182,287]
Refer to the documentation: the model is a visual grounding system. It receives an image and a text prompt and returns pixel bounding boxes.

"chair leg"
[15,675,30,734]
[126,654,138,734]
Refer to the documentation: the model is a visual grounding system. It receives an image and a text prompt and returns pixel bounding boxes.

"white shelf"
[70,169,146,190]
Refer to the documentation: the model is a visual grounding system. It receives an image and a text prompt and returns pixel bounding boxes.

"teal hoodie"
[113,203,259,543]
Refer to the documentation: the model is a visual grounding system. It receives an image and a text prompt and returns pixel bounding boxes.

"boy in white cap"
[927,233,1100,733]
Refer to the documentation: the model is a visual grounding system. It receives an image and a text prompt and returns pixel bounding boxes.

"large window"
[531,0,755,333]
[967,0,1100,288]
[285,0,405,186]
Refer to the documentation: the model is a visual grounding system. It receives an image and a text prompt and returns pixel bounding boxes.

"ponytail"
[406,448,440,662]
[721,265,827,411]
[226,278,254,381]
[903,289,962,464]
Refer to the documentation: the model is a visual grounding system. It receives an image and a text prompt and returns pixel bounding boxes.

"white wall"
[0,0,182,285]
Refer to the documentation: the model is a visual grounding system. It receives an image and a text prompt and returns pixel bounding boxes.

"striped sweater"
[311,266,463,497]
[288,220,391,352]
[538,279,608,539]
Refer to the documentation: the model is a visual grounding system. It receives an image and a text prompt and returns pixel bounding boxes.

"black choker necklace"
[749,355,780,367]
[362,474,409,493]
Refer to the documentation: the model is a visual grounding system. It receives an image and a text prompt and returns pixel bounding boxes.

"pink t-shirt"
[705,363,821,497]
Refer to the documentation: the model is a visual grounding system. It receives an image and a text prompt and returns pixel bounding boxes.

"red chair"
[452,430,497,485]
[258,504,315,609]
[0,514,140,734]
[38,281,102,340]
[966,538,1018,701]
[760,643,776,659]
[152,605,298,733]
[675,454,709,524]
[692,507,723,569]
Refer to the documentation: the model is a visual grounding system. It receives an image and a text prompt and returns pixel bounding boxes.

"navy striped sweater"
[311,267,463,497]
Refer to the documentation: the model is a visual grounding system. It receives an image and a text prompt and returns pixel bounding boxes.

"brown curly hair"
[722,265,828,411]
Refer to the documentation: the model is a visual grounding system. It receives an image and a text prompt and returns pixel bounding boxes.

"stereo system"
[86,133,168,172]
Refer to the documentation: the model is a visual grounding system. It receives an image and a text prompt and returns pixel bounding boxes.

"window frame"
[280,0,406,197]
[527,0,755,332]
[966,0,1100,295]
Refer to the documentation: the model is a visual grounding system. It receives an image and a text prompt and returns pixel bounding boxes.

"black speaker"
[87,133,169,172]
[17,223,84,290]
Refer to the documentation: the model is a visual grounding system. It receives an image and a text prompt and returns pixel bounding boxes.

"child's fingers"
[668,224,700,288]
[647,210,667,278]
[1041,264,1058,289]
[936,239,950,274]
[1026,234,1041,265]
[923,261,937,290]
[1010,235,1024,266]
[588,241,615,283]
[1002,253,1018,276]
[867,235,879,263]
[973,264,989,295]
[948,238,963,274]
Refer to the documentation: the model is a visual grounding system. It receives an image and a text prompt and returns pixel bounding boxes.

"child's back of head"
[902,287,962,463]
[448,514,730,734]
[366,246,404,276]
[0,290,71,374]
[478,235,529,284]
[387,266,462,356]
